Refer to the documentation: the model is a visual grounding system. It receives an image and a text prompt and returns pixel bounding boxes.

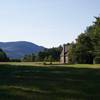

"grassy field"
[0,63,100,100]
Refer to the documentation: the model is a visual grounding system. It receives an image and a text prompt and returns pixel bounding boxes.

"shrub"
[43,62,46,65]
[93,57,100,64]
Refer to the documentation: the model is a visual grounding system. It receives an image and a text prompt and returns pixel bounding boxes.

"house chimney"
[63,44,66,63]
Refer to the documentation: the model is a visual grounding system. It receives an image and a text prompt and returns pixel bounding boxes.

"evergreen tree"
[0,49,9,62]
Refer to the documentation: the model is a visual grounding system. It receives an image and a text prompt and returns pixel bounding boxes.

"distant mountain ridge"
[0,41,45,59]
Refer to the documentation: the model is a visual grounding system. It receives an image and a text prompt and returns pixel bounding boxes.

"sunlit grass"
[0,62,100,68]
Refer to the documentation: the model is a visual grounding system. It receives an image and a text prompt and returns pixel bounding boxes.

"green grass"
[0,63,100,100]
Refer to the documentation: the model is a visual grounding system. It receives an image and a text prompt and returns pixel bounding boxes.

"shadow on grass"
[0,64,100,100]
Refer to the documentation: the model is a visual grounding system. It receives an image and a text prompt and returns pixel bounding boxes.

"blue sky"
[0,0,100,48]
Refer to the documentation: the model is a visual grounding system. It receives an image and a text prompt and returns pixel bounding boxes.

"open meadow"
[0,62,100,100]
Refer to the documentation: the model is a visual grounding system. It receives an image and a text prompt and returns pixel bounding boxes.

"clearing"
[0,62,100,100]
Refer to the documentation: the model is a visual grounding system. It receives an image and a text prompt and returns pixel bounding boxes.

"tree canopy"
[22,46,62,62]
[68,16,100,64]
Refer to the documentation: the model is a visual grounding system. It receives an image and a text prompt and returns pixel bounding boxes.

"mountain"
[0,41,45,59]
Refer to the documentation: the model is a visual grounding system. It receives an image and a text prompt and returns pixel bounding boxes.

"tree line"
[68,16,100,64]
[0,46,62,62]
[22,46,62,62]
[0,16,100,64]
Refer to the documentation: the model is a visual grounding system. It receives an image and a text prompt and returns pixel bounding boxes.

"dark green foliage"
[86,17,100,56]
[93,57,100,64]
[75,33,94,64]
[37,46,62,62]
[22,46,62,62]
[68,43,76,64]
[68,16,100,64]
[38,51,47,61]
[10,59,21,62]
[0,49,9,62]
[23,53,36,62]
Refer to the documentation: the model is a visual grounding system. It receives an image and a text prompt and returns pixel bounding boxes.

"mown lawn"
[0,63,100,100]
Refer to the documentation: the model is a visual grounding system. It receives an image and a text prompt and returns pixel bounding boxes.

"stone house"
[60,44,70,64]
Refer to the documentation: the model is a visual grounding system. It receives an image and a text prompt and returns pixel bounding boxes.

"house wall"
[60,56,69,64]
[65,56,68,63]
[60,56,64,64]
[60,44,70,64]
